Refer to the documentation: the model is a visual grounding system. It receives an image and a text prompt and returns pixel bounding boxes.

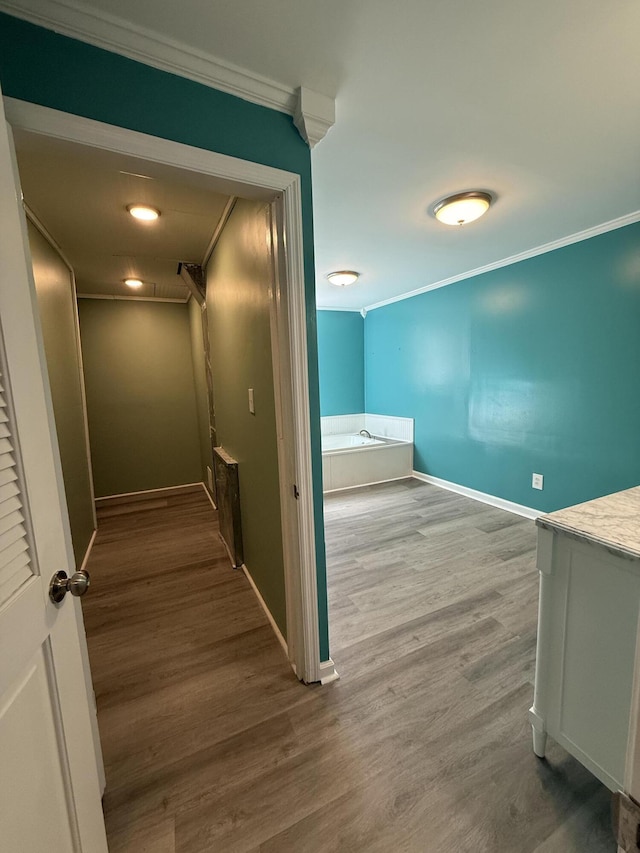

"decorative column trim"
[293,87,336,148]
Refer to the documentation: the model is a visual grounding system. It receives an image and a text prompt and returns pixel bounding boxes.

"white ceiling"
[14,131,231,300]
[6,0,640,310]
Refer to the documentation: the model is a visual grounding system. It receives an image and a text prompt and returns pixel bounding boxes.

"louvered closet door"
[0,90,107,853]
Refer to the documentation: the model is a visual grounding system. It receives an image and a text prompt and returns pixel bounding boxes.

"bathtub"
[321,432,413,493]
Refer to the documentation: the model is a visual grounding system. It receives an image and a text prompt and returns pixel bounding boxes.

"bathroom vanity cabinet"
[529,487,640,793]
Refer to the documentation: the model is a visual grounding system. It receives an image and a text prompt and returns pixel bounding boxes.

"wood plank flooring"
[82,479,616,852]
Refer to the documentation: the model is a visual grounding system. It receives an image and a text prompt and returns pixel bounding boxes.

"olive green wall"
[206,199,287,637]
[78,299,202,497]
[28,220,95,567]
[188,295,213,490]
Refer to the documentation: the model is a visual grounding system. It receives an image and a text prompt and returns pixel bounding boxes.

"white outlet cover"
[532,473,544,490]
[248,388,255,414]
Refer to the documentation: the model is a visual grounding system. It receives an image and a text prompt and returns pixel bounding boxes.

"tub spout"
[359,429,372,439]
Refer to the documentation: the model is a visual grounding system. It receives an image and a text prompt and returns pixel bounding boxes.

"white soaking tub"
[321,433,413,493]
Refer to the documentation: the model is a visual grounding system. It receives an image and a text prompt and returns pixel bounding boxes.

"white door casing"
[0,87,108,852]
[3,96,334,685]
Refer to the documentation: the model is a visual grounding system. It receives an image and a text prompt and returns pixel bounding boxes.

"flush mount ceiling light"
[327,270,360,287]
[123,278,144,288]
[432,191,493,226]
[126,204,160,221]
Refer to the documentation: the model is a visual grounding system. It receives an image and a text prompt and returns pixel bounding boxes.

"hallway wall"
[78,299,202,497]
[188,296,213,490]
[206,199,287,637]
[28,219,95,567]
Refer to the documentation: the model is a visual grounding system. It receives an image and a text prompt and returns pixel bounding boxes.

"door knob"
[49,569,91,604]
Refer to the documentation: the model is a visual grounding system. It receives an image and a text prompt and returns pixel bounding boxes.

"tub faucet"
[359,429,372,439]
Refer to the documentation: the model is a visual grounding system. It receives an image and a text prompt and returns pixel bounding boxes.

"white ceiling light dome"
[432,191,493,226]
[127,204,160,221]
[123,278,144,288]
[327,270,360,287]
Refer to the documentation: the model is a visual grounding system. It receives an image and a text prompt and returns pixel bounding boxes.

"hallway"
[83,480,615,852]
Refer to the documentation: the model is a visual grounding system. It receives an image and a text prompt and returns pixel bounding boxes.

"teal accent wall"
[365,222,640,512]
[317,310,365,415]
[0,12,329,659]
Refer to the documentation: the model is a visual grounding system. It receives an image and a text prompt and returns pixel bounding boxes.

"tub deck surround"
[320,413,414,442]
[320,413,414,493]
[530,485,640,795]
[321,434,385,451]
[536,485,640,561]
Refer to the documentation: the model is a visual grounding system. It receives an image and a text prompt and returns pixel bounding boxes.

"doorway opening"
[4,100,334,839]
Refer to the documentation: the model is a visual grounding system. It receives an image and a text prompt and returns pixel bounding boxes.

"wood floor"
[82,479,616,852]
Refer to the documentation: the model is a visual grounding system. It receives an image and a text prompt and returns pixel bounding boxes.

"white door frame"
[4,96,332,685]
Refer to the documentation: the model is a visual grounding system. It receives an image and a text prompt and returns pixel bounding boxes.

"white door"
[0,88,108,852]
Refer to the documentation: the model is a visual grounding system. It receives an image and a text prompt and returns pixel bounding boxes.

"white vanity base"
[530,523,640,792]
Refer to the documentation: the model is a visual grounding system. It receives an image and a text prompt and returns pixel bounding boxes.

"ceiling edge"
[316,306,363,312]
[363,209,640,313]
[0,0,298,114]
[77,294,189,303]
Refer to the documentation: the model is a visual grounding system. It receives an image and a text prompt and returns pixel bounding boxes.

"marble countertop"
[536,486,640,561]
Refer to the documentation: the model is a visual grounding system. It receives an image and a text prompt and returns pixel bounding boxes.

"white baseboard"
[78,528,97,572]
[412,470,540,520]
[95,482,204,503]
[319,658,340,685]
[241,564,289,658]
[323,474,413,495]
[200,481,217,510]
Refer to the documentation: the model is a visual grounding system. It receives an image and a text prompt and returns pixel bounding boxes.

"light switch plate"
[248,388,255,414]
[532,473,544,490]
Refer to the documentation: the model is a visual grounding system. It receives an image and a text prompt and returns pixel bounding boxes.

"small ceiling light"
[124,278,144,288]
[327,270,360,287]
[432,191,492,226]
[127,204,160,221]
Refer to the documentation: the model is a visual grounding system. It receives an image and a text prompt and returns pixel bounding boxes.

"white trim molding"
[242,565,289,658]
[293,88,335,148]
[365,210,640,312]
[4,97,326,683]
[412,470,540,520]
[0,0,296,113]
[319,658,339,685]
[0,1,337,149]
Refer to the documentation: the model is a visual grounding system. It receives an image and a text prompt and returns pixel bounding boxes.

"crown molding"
[316,306,363,312]
[293,87,335,148]
[365,209,640,312]
[0,0,298,113]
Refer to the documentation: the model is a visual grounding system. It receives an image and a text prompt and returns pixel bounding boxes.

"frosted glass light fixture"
[124,278,143,288]
[127,204,160,221]
[327,270,360,287]
[432,191,492,226]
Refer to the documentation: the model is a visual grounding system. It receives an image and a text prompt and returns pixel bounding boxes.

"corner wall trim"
[0,0,297,114]
[79,528,97,573]
[242,564,289,658]
[365,209,640,312]
[319,658,339,685]
[412,470,540,520]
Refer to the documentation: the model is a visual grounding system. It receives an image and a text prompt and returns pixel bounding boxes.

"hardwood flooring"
[82,479,615,852]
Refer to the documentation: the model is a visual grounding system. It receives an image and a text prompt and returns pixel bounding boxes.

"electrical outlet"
[248,388,255,414]
[532,473,544,490]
